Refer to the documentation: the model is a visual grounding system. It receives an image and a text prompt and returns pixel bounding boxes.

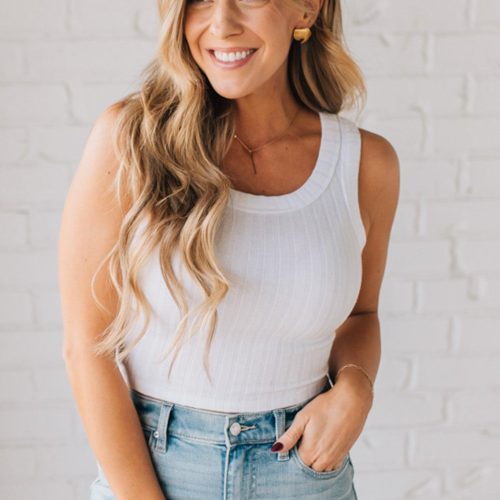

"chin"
[206,82,255,100]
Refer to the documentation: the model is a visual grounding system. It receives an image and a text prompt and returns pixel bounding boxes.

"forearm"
[64,348,166,500]
[328,312,381,401]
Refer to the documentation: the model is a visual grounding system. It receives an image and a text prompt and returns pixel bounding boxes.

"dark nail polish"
[271,441,283,452]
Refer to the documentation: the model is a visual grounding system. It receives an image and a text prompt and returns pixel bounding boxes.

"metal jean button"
[229,422,241,436]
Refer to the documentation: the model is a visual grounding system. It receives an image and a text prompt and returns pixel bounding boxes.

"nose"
[208,1,243,39]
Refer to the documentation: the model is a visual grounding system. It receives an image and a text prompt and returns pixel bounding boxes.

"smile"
[208,48,257,69]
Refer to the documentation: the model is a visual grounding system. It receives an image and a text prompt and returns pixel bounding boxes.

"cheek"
[263,28,293,61]
[259,15,294,48]
[183,13,199,46]
[183,24,201,59]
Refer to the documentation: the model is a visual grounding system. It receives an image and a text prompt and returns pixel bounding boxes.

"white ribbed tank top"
[116,112,366,412]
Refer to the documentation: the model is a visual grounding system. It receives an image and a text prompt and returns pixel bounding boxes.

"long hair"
[91,0,366,384]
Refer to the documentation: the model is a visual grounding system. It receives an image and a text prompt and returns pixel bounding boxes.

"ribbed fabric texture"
[116,112,367,412]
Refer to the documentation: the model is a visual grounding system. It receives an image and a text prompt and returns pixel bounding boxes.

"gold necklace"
[233,107,301,174]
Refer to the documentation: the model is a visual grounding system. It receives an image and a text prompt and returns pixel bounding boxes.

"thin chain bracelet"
[334,363,374,395]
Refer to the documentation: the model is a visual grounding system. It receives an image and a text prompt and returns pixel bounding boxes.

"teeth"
[213,49,254,63]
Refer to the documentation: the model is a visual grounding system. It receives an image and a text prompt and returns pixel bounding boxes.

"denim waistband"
[129,377,333,450]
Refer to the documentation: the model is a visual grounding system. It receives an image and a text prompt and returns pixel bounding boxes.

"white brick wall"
[0,0,498,499]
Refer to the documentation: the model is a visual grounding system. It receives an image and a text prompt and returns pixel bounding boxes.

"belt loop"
[272,409,290,461]
[153,402,173,454]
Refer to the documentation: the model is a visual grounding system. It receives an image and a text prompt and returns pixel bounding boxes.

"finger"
[311,452,347,473]
[271,414,306,453]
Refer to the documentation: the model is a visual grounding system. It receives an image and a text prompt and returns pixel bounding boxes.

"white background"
[0,0,499,499]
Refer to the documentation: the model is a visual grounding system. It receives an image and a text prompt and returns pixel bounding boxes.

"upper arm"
[58,102,127,360]
[349,128,400,315]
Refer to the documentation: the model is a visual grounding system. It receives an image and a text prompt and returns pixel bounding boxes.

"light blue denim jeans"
[89,377,359,499]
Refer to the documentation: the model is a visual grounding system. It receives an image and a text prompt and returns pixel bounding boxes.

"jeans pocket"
[290,444,351,479]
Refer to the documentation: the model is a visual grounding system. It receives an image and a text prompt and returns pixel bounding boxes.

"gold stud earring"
[293,27,312,44]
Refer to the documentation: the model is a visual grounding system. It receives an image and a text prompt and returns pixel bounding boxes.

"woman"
[59,0,399,498]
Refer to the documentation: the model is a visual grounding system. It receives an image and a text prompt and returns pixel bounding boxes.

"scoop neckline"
[227,111,340,214]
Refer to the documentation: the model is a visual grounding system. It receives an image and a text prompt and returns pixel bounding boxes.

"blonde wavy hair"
[91,0,366,384]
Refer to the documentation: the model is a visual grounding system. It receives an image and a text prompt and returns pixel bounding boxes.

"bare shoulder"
[358,128,400,236]
[65,102,127,222]
[79,102,125,193]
